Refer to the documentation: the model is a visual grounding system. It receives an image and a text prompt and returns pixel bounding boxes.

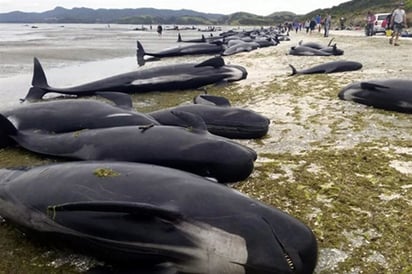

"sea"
[0,23,255,109]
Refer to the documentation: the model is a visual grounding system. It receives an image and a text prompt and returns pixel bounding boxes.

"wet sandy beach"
[0,23,412,273]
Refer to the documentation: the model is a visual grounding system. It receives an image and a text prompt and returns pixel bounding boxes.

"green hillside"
[220,0,411,26]
[0,0,410,26]
[303,0,411,28]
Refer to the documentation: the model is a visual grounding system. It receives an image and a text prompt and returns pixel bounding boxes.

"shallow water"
[0,23,230,109]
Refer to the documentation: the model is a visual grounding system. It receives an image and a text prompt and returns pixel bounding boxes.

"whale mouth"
[225,65,248,81]
[261,217,298,272]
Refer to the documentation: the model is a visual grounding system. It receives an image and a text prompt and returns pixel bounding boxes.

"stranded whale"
[0,111,257,183]
[149,95,270,139]
[137,40,224,66]
[23,57,247,101]
[289,61,362,75]
[338,79,412,113]
[0,161,318,273]
[0,94,158,147]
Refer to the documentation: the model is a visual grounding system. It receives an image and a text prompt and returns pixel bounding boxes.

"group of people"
[367,2,408,46]
[302,14,331,37]
[303,2,408,43]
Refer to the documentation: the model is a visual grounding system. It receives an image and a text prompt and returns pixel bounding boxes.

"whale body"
[0,161,318,273]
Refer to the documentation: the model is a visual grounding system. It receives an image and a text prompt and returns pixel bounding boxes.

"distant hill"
[0,6,223,24]
[220,11,298,26]
[0,1,410,26]
[0,6,297,25]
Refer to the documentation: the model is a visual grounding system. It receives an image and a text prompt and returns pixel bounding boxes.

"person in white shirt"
[390,2,408,46]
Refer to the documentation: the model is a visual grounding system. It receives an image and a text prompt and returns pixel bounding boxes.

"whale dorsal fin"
[32,57,49,88]
[288,64,298,76]
[136,40,146,66]
[195,57,225,68]
[193,94,231,106]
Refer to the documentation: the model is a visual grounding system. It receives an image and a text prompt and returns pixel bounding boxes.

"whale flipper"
[95,92,133,110]
[170,110,208,132]
[48,201,183,222]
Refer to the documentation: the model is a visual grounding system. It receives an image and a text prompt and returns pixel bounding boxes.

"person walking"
[390,2,408,46]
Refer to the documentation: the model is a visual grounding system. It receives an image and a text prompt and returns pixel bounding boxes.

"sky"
[0,0,350,16]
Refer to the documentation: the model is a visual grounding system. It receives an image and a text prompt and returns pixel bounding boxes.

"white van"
[374,13,391,34]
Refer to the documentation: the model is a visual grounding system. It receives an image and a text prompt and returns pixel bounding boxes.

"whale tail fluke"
[32,57,49,88]
[21,86,48,102]
[136,40,146,66]
[288,64,298,76]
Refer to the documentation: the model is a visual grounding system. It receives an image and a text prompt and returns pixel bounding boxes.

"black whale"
[338,79,412,114]
[23,57,247,101]
[149,95,270,139]
[0,112,256,183]
[0,161,318,273]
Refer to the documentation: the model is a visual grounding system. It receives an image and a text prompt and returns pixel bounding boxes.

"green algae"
[236,142,412,273]
[0,221,81,274]
[93,168,120,178]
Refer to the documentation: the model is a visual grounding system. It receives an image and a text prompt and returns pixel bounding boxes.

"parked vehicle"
[374,13,391,34]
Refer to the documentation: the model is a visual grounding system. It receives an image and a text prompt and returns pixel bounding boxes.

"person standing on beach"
[390,2,408,46]
[315,14,322,32]
[365,11,376,36]
[324,14,331,37]
[304,19,310,33]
